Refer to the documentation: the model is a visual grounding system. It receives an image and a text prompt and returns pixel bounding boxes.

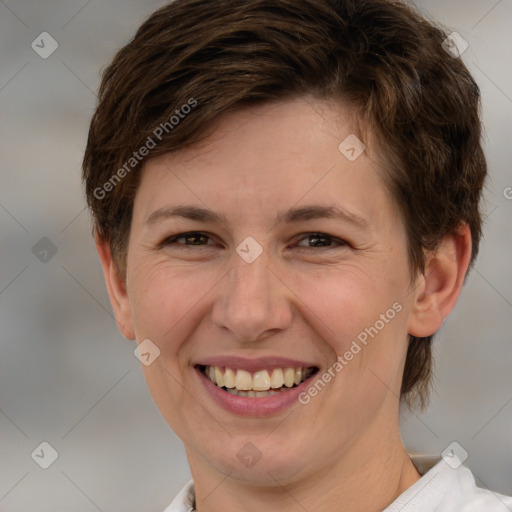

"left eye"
[295,232,345,249]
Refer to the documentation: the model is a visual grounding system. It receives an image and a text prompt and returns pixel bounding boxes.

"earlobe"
[95,235,135,340]
[407,224,472,338]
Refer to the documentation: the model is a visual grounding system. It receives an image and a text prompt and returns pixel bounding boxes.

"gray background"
[0,1,511,511]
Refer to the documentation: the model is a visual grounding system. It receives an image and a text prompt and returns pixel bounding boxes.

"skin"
[97,97,471,512]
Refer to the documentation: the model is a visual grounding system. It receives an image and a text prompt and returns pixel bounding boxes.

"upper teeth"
[205,366,313,391]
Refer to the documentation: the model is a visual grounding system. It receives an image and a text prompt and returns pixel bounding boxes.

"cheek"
[292,264,410,397]
[126,259,220,353]
[295,263,404,343]
[126,261,221,434]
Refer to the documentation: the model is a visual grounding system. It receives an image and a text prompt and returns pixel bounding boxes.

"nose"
[211,255,293,343]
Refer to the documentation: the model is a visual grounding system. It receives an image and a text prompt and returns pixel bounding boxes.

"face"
[114,97,426,485]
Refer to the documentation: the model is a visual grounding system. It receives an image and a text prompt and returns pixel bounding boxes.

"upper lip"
[194,355,319,373]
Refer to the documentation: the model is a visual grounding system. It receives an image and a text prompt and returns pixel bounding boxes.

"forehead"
[133,97,396,230]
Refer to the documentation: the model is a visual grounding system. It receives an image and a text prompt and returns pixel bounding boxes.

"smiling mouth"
[198,365,319,397]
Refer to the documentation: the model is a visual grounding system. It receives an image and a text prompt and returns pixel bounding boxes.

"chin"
[197,434,312,486]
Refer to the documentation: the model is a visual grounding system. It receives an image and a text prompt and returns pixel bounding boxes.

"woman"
[82,0,512,510]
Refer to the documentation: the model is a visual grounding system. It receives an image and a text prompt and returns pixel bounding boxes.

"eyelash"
[160,231,347,251]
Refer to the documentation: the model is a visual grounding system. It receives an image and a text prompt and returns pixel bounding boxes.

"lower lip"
[195,367,315,417]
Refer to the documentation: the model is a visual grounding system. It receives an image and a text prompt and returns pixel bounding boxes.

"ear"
[95,234,135,340]
[407,224,472,338]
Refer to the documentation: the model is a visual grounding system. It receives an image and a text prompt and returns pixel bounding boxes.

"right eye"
[160,231,216,247]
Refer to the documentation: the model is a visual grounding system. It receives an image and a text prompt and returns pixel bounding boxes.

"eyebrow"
[145,204,369,230]
[145,205,228,226]
[275,205,369,230]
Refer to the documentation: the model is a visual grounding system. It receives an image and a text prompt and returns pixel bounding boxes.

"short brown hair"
[82,0,486,410]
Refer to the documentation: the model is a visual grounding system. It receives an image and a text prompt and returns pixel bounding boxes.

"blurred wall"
[1,1,511,510]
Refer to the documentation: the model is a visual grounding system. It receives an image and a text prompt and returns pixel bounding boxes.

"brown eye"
[295,233,346,249]
[162,232,213,247]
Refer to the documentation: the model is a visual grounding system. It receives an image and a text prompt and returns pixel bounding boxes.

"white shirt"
[163,457,512,511]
